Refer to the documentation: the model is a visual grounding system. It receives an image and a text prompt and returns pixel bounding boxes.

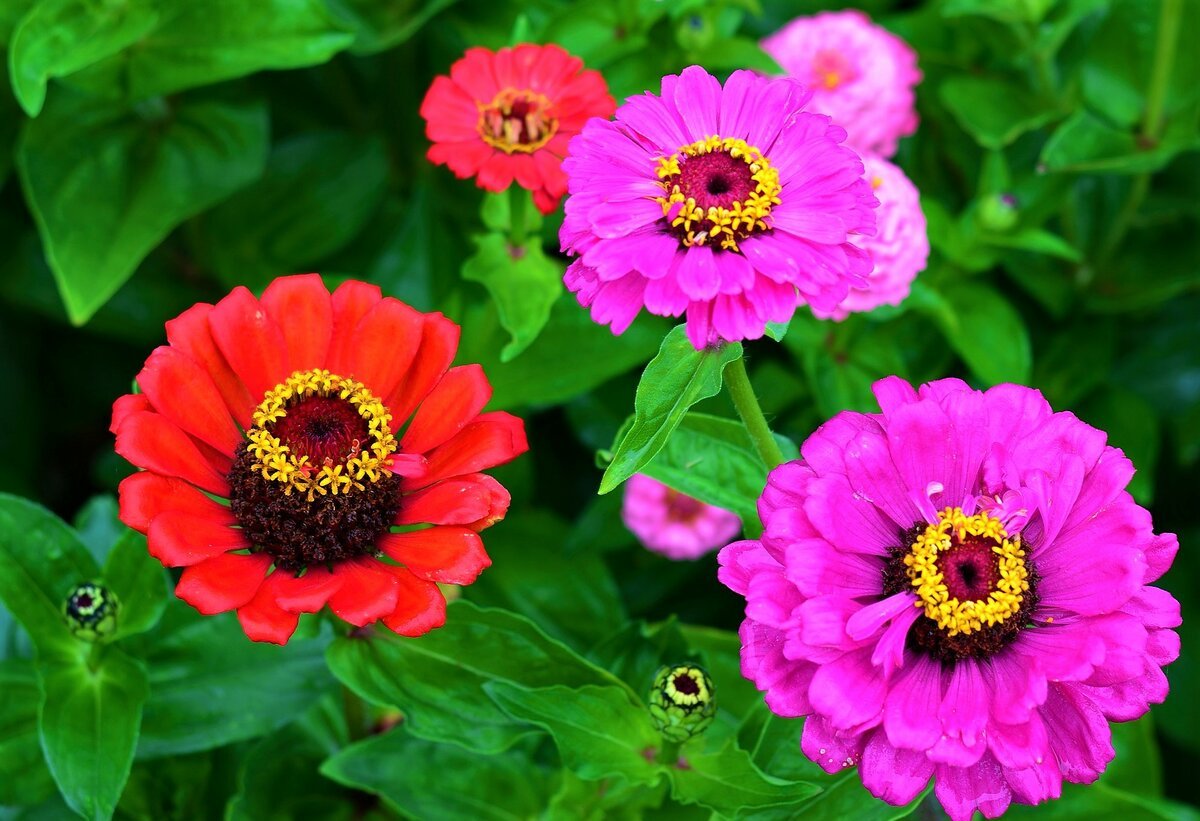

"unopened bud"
[977,193,1019,233]
[649,664,716,742]
[63,582,118,641]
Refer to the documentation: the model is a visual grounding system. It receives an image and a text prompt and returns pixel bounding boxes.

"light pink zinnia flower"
[718,377,1180,821]
[813,154,928,321]
[560,66,878,349]
[623,474,741,560]
[762,10,921,158]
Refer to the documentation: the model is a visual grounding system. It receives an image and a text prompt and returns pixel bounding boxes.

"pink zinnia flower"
[718,377,1180,820]
[813,154,928,321]
[623,474,741,560]
[560,66,878,349]
[762,10,921,158]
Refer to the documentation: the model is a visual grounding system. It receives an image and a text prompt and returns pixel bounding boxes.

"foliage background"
[0,0,1197,818]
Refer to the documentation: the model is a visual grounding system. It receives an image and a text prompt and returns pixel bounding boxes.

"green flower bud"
[649,664,716,743]
[63,582,118,642]
[977,193,1019,233]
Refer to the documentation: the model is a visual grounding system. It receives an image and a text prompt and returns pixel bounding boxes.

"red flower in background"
[420,43,615,214]
[111,274,527,644]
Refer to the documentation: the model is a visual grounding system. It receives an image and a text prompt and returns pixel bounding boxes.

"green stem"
[724,354,785,470]
[1097,0,1181,265]
[656,739,682,766]
[508,185,528,249]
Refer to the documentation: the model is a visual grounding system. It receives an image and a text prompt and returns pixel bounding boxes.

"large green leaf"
[486,682,662,786]
[326,601,634,754]
[196,131,388,291]
[7,0,158,117]
[136,608,334,758]
[320,0,459,55]
[38,646,148,821]
[600,327,742,494]
[589,618,693,698]
[17,92,268,324]
[66,0,353,100]
[462,232,563,363]
[940,75,1058,149]
[1041,109,1200,175]
[668,739,820,814]
[321,727,552,820]
[0,495,99,657]
[926,281,1032,386]
[101,531,168,641]
[0,660,55,807]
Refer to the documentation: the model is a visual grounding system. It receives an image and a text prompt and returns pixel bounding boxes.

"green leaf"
[321,727,553,820]
[1041,109,1200,175]
[17,92,268,324]
[71,495,124,566]
[8,0,158,117]
[117,751,217,821]
[0,660,55,807]
[137,609,334,758]
[632,412,795,532]
[462,233,563,362]
[327,601,634,754]
[981,227,1082,262]
[589,618,694,696]
[38,646,148,821]
[599,327,742,494]
[940,76,1058,150]
[325,0,459,55]
[486,681,662,786]
[468,510,626,650]
[101,531,168,641]
[668,739,819,813]
[928,282,1032,385]
[196,131,388,291]
[0,495,99,657]
[942,0,1054,24]
[677,625,764,724]
[1079,387,1160,504]
[66,0,353,100]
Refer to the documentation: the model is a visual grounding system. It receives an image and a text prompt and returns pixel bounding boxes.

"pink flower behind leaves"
[623,474,741,560]
[718,377,1180,821]
[762,10,921,158]
[814,153,928,321]
[560,65,878,349]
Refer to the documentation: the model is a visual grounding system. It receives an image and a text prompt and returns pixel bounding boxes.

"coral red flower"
[420,43,615,215]
[111,274,527,644]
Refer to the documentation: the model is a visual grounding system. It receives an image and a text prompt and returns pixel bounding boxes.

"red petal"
[420,76,480,141]
[387,313,460,427]
[327,559,400,627]
[406,412,528,489]
[118,472,236,533]
[401,365,492,454]
[237,573,299,645]
[327,280,382,376]
[111,393,151,435]
[273,566,345,613]
[342,298,424,400]
[176,552,272,614]
[381,565,446,637]
[449,47,501,104]
[147,511,249,567]
[396,474,509,529]
[137,346,243,453]
[165,303,255,429]
[260,274,333,373]
[208,286,289,401]
[378,527,490,585]
[115,411,230,496]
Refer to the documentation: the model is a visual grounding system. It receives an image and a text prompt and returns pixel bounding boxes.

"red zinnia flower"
[111,274,527,644]
[420,43,615,215]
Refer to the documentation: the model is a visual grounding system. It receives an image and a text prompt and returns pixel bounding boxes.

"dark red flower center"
[937,538,1002,602]
[812,49,856,90]
[271,395,370,468]
[672,672,700,695]
[665,490,706,524]
[478,88,558,154]
[676,151,757,211]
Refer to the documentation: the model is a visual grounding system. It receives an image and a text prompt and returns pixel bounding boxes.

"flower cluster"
[719,377,1180,820]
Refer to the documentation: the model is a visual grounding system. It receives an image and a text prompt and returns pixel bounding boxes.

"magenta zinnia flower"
[813,153,928,321]
[623,474,741,560]
[762,10,921,158]
[718,377,1180,820]
[560,66,878,349]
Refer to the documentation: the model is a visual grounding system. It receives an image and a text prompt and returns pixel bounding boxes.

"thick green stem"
[508,185,528,249]
[724,354,785,471]
[656,739,683,766]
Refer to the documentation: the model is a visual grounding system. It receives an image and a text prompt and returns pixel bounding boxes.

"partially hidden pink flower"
[718,377,1180,820]
[813,153,928,321]
[623,474,741,560]
[762,10,921,158]
[560,65,878,349]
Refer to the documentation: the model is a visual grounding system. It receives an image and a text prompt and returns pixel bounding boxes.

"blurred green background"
[0,0,1197,817]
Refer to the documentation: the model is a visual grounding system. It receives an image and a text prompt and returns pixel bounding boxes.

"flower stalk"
[723,354,785,471]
